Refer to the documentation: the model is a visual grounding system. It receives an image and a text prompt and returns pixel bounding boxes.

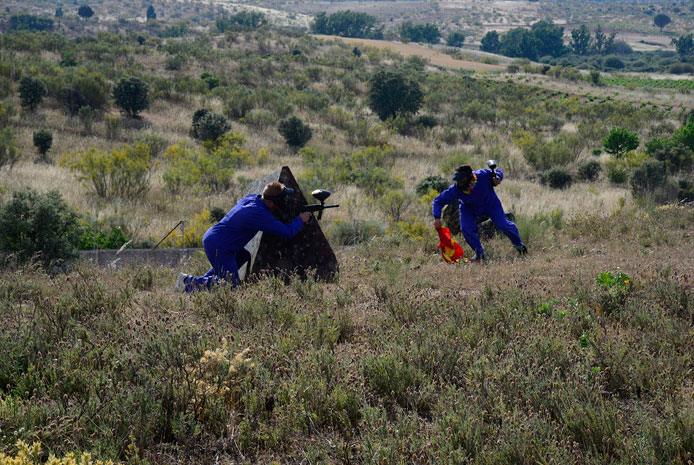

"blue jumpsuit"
[432,169,522,258]
[186,194,304,292]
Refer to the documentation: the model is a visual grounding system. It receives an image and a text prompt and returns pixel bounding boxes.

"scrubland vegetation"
[0,3,693,464]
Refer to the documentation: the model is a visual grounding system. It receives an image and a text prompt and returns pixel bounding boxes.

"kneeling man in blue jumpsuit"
[432,165,527,261]
[175,181,310,292]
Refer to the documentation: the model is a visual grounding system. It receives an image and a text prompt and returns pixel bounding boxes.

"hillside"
[0,6,693,464]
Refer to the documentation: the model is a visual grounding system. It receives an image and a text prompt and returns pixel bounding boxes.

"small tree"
[146,5,156,21]
[603,127,639,157]
[112,76,150,118]
[367,69,423,121]
[653,14,671,32]
[446,31,465,48]
[77,5,94,19]
[18,76,47,112]
[570,25,591,55]
[672,34,694,59]
[33,129,53,163]
[278,116,313,150]
[480,31,501,53]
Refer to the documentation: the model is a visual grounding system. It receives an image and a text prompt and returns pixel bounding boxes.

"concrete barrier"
[79,248,204,268]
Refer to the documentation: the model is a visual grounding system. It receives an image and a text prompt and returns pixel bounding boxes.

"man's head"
[262,181,294,209]
[452,165,474,190]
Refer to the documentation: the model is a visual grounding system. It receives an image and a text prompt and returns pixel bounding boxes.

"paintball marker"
[301,189,339,220]
[487,159,500,183]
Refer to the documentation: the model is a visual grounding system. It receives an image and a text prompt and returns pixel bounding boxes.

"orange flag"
[435,227,464,263]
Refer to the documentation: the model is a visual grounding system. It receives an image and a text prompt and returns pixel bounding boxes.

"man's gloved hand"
[300,212,311,223]
[433,218,441,229]
[492,177,501,186]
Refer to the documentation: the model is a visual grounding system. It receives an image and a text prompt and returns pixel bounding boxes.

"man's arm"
[432,184,458,228]
[257,211,309,238]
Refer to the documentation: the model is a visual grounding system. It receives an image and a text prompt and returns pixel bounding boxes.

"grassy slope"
[1,9,694,465]
[0,206,693,464]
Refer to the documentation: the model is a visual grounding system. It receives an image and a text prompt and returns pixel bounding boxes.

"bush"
[191,110,231,142]
[60,87,87,116]
[540,167,573,189]
[607,165,628,184]
[18,76,47,112]
[278,116,313,149]
[515,132,575,170]
[669,63,694,74]
[32,129,53,163]
[163,133,266,194]
[630,160,668,198]
[446,32,465,48]
[603,56,625,69]
[0,188,82,266]
[416,175,449,195]
[60,143,153,199]
[0,128,19,169]
[330,219,383,245]
[577,160,602,181]
[415,114,438,129]
[112,76,151,118]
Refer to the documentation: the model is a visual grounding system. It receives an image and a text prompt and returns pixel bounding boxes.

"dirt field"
[312,35,505,72]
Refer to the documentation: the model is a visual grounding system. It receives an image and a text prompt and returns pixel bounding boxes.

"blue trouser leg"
[187,247,251,292]
[485,199,522,246]
[459,207,484,257]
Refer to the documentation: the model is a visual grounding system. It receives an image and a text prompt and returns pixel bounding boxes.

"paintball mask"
[262,181,294,208]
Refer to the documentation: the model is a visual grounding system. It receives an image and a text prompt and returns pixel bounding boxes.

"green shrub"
[0,128,19,169]
[330,219,384,245]
[517,133,575,170]
[540,167,573,189]
[631,160,671,200]
[104,114,121,140]
[678,178,694,202]
[603,56,625,69]
[112,76,151,118]
[367,69,423,121]
[278,116,313,149]
[0,100,16,126]
[163,133,266,194]
[18,76,47,111]
[577,160,602,181]
[191,110,230,142]
[415,175,449,195]
[0,188,82,266]
[32,129,53,163]
[607,165,628,184]
[60,143,153,199]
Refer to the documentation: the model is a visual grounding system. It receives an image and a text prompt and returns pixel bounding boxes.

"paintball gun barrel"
[301,189,339,220]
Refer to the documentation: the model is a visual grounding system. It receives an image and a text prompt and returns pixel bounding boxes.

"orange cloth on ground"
[435,226,464,263]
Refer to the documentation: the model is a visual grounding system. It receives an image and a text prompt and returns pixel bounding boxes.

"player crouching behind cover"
[175,182,310,293]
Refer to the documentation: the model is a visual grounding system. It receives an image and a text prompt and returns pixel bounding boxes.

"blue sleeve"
[257,211,304,238]
[432,184,458,219]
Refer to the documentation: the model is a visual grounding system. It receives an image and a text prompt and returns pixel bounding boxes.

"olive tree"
[367,69,423,121]
[112,76,150,118]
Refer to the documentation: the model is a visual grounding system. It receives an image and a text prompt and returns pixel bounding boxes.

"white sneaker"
[174,273,189,292]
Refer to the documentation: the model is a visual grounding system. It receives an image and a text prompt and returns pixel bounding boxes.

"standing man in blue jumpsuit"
[432,165,527,261]
[175,181,310,292]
